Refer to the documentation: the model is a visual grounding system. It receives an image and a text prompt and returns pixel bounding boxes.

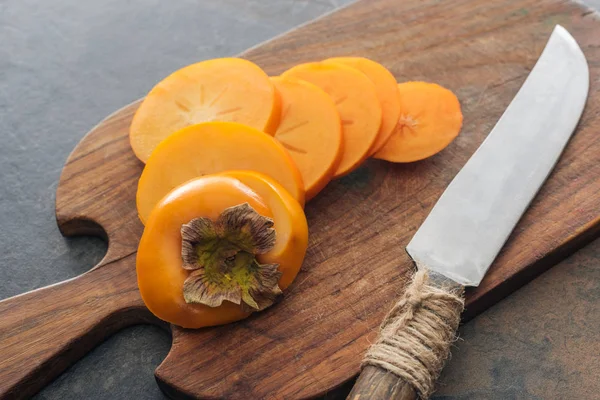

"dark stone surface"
[435,238,600,399]
[1,0,598,399]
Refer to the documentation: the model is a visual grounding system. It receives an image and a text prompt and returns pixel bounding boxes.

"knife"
[348,25,589,400]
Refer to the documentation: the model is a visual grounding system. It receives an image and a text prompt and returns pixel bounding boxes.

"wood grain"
[0,0,599,398]
[0,253,157,400]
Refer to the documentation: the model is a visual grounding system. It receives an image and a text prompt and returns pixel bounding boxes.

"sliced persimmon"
[218,170,308,290]
[282,62,382,178]
[325,57,400,155]
[136,121,305,223]
[374,82,463,163]
[270,76,342,201]
[130,58,281,163]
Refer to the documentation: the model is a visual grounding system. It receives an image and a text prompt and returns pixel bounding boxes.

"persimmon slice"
[136,121,304,223]
[282,62,382,178]
[130,58,281,163]
[325,57,400,155]
[374,82,463,162]
[270,76,342,201]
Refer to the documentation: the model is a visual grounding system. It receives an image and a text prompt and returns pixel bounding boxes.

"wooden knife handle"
[348,365,417,399]
[0,254,155,400]
[347,269,464,400]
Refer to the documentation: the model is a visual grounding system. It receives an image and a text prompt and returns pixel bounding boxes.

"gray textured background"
[1,0,599,399]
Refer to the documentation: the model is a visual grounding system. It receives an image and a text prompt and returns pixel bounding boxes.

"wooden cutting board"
[1,0,600,399]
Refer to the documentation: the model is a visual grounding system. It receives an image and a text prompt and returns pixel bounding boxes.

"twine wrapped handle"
[348,269,465,400]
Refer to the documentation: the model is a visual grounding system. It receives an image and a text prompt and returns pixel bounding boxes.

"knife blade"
[349,25,589,400]
[406,25,589,286]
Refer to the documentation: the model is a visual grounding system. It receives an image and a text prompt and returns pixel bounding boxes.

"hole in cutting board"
[61,235,108,277]
[33,325,172,400]
[56,217,109,276]
[0,217,108,301]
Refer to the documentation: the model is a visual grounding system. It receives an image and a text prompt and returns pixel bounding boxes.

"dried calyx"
[181,203,282,312]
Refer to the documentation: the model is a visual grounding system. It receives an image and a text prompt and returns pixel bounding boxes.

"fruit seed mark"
[277,120,309,136]
[215,106,242,116]
[208,85,230,107]
[396,114,420,137]
[334,95,348,105]
[281,104,292,121]
[175,100,192,113]
[279,141,307,154]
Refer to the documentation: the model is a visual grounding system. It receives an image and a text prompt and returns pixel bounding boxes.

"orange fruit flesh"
[325,57,400,155]
[374,82,463,162]
[270,76,342,201]
[136,121,305,224]
[282,62,382,178]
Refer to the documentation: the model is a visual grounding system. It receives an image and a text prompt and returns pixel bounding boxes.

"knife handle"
[349,365,418,399]
[348,269,464,400]
[0,255,158,400]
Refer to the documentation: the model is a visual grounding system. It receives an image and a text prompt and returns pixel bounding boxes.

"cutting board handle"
[0,254,154,400]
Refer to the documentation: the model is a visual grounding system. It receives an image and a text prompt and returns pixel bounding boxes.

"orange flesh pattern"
[270,76,343,201]
[282,62,382,178]
[374,82,463,162]
[136,121,305,224]
[129,58,281,163]
[325,57,401,155]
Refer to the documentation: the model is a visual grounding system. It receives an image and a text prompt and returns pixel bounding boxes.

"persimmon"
[325,57,400,155]
[136,121,305,224]
[270,76,342,201]
[282,62,382,178]
[136,174,308,328]
[129,58,281,163]
[374,82,463,162]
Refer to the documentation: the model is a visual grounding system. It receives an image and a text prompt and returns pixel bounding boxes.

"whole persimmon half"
[136,173,308,329]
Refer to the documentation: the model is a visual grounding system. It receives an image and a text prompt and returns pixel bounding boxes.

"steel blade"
[406,25,589,286]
